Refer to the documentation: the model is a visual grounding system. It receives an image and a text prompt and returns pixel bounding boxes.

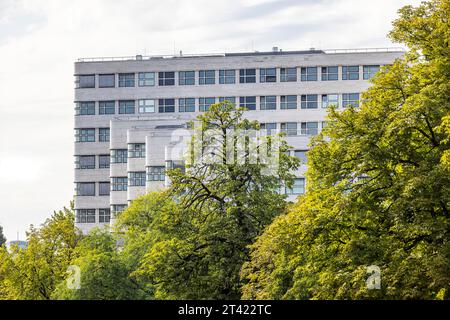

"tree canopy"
[241,0,450,299]
[117,101,299,299]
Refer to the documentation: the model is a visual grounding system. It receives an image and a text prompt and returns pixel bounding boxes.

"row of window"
[75,93,360,116]
[75,119,324,146]
[76,205,128,224]
[75,176,304,224]
[75,65,380,88]
[76,175,305,197]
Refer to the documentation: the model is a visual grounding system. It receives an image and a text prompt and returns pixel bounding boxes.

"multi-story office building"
[74,47,403,234]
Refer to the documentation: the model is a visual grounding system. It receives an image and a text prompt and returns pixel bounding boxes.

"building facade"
[73,48,404,234]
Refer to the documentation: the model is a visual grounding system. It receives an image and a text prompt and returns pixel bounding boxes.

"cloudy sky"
[0,0,421,241]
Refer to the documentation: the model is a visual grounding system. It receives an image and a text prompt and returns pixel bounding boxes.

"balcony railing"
[77,48,405,63]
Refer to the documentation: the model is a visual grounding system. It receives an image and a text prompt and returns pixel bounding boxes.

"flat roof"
[77,47,405,63]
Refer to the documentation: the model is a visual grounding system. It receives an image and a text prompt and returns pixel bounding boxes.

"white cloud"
[0,0,422,241]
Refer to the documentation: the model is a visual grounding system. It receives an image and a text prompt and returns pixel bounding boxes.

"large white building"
[73,48,404,234]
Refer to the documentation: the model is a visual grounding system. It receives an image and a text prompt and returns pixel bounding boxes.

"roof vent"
[272,46,279,52]
[136,54,143,60]
[309,47,315,51]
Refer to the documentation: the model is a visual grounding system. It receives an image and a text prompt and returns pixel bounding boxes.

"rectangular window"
[199,70,215,85]
[138,99,155,113]
[119,100,135,114]
[179,71,195,85]
[301,122,318,136]
[99,74,115,88]
[111,205,127,218]
[147,166,165,181]
[363,65,380,80]
[342,66,360,80]
[158,72,175,86]
[99,209,111,223]
[218,97,236,104]
[239,69,256,83]
[280,95,297,109]
[260,123,277,135]
[321,66,338,81]
[158,99,175,113]
[342,93,360,107]
[179,98,195,112]
[111,177,128,191]
[260,68,277,83]
[118,73,135,87]
[322,94,339,108]
[129,172,146,187]
[280,67,297,82]
[138,72,155,86]
[300,94,318,109]
[219,69,235,84]
[75,155,95,169]
[99,155,110,169]
[111,149,127,164]
[99,182,110,196]
[76,209,96,223]
[260,96,277,110]
[285,178,305,195]
[294,150,308,165]
[76,75,95,88]
[281,122,297,136]
[128,143,145,158]
[99,101,115,115]
[199,97,215,112]
[99,128,110,142]
[75,128,95,142]
[239,96,256,110]
[75,182,95,196]
[166,160,185,171]
[301,67,318,81]
[75,101,95,116]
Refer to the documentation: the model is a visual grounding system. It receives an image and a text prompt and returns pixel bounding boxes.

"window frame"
[260,96,277,110]
[300,67,318,81]
[118,73,135,87]
[342,65,360,80]
[138,72,155,86]
[280,67,297,82]
[138,99,156,113]
[179,98,196,112]
[158,98,175,113]
[280,95,297,109]
[179,71,195,85]
[219,69,236,84]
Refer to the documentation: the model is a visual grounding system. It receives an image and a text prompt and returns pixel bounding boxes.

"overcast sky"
[0,0,422,241]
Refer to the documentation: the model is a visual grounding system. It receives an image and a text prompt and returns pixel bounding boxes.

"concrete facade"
[73,48,404,234]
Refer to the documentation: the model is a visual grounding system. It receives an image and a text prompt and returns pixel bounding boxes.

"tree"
[52,229,151,300]
[0,225,5,246]
[119,101,299,299]
[0,205,82,300]
[241,0,450,299]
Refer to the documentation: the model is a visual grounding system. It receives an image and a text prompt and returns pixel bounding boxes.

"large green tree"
[52,229,151,300]
[241,0,450,299]
[118,101,299,299]
[0,205,82,300]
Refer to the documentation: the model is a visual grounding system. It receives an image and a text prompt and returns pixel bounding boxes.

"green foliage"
[118,102,299,299]
[52,229,151,300]
[0,205,82,300]
[242,0,450,299]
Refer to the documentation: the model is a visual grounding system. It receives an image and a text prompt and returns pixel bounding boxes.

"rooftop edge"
[77,47,405,63]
